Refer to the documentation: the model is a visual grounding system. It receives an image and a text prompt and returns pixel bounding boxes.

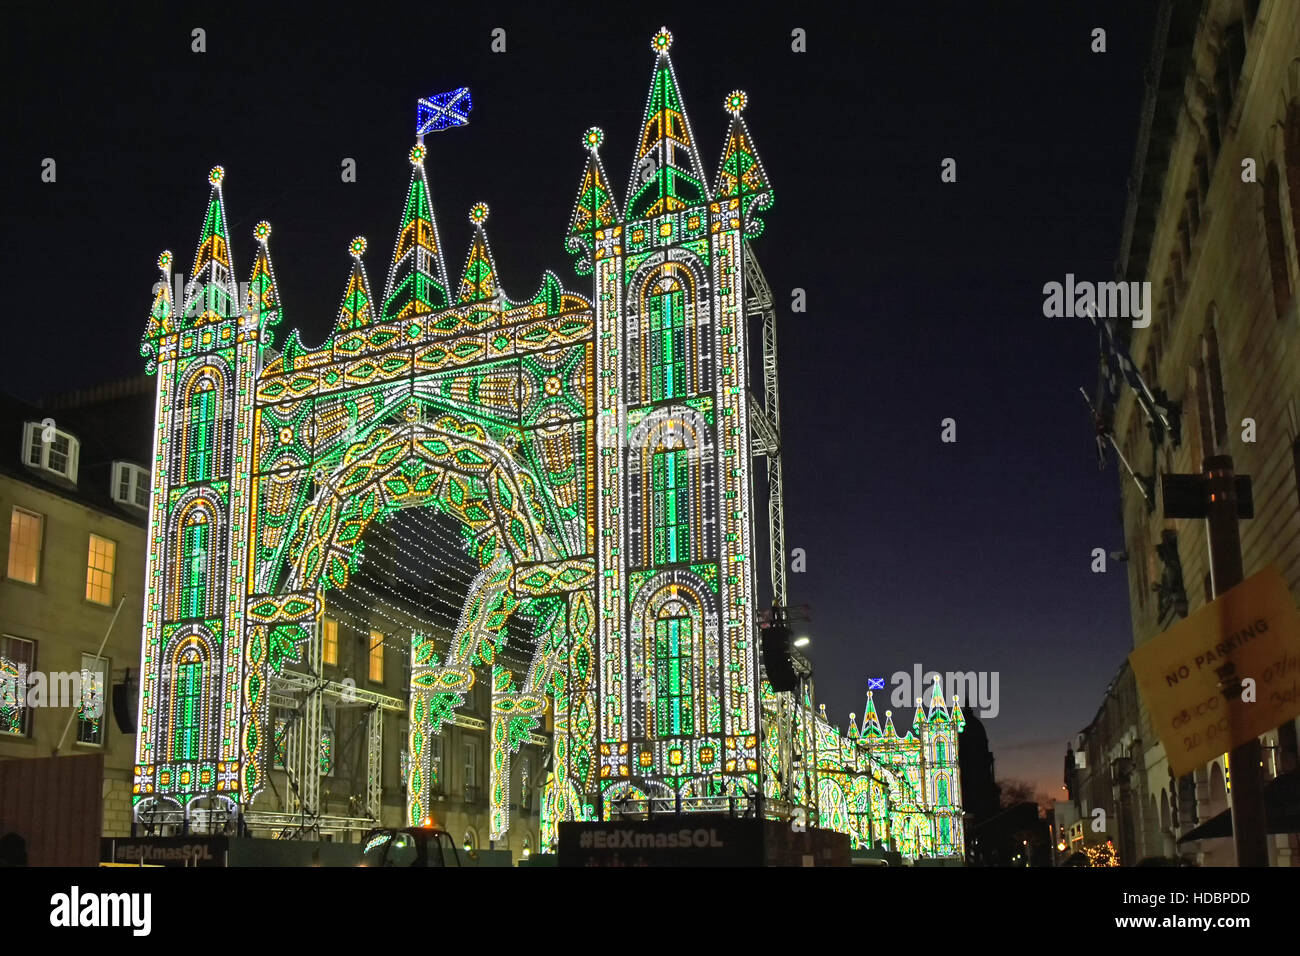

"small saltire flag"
[417,87,472,136]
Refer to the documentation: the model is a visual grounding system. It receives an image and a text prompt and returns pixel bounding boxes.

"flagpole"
[1079,387,1153,505]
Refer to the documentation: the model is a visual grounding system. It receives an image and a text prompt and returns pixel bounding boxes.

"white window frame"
[111,461,151,509]
[0,635,36,738]
[21,421,79,483]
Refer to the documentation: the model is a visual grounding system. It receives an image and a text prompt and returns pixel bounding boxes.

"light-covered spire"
[713,90,774,237]
[382,142,451,321]
[457,203,503,305]
[141,251,176,373]
[246,221,284,345]
[625,27,710,218]
[862,690,882,737]
[335,236,378,333]
[182,166,241,326]
[564,127,620,275]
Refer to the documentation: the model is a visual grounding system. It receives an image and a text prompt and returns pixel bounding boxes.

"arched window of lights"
[1202,313,1229,450]
[170,641,208,761]
[180,508,211,619]
[179,364,226,484]
[935,738,947,764]
[651,594,697,738]
[637,263,701,404]
[1265,162,1293,318]
[936,776,949,807]
[638,415,706,567]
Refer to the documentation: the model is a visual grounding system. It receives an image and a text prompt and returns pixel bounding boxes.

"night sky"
[1,3,1156,800]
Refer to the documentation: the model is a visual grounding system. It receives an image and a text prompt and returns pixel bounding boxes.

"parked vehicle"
[360,825,461,867]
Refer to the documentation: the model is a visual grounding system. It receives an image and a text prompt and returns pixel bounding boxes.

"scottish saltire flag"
[867,677,885,691]
[1085,304,1171,441]
[417,88,472,136]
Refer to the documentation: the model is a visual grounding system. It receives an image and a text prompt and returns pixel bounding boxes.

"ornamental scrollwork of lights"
[132,27,963,861]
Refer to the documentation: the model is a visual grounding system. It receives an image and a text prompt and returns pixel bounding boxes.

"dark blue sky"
[1,3,1153,799]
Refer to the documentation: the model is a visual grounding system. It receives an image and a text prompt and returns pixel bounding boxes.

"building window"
[319,720,334,776]
[85,534,116,606]
[21,421,79,483]
[76,653,108,746]
[654,612,694,737]
[463,741,478,797]
[112,462,151,509]
[0,635,35,737]
[181,513,209,618]
[322,617,338,667]
[430,735,443,795]
[368,630,384,683]
[172,648,204,761]
[1264,163,1292,318]
[7,507,43,585]
[651,448,690,565]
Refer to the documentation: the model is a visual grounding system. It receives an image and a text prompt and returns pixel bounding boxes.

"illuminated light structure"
[132,29,963,860]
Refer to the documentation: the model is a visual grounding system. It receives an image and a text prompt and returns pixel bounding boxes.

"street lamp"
[793,636,810,649]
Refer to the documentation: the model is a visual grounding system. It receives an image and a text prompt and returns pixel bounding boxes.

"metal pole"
[1203,455,1268,866]
[54,593,126,754]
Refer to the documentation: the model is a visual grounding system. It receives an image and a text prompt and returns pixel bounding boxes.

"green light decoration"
[129,27,962,861]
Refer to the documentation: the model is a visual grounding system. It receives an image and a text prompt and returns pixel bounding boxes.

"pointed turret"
[335,237,377,333]
[883,709,898,739]
[246,221,284,345]
[928,675,950,723]
[564,127,621,276]
[182,166,241,325]
[912,697,926,733]
[457,203,503,306]
[382,143,451,321]
[625,27,710,218]
[953,697,966,732]
[847,712,859,740]
[713,90,774,238]
[862,691,882,737]
[140,251,176,374]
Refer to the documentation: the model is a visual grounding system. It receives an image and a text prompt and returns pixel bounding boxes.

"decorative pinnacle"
[350,236,367,257]
[158,250,173,273]
[582,126,605,150]
[254,221,271,241]
[208,165,225,186]
[725,90,747,115]
[410,143,427,165]
[469,201,489,224]
[651,27,672,54]
[916,697,923,706]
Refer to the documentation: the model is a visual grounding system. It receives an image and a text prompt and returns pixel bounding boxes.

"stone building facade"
[1111,0,1300,865]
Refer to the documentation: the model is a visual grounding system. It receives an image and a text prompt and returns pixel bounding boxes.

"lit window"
[187,379,217,482]
[7,507,43,585]
[651,448,690,564]
[85,534,116,606]
[111,462,151,510]
[77,653,108,746]
[368,630,384,682]
[21,422,79,483]
[0,635,35,737]
[322,617,338,667]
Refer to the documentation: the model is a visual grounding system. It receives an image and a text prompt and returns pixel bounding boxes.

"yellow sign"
[1129,565,1300,778]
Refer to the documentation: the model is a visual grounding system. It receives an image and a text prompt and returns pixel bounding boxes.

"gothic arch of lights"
[131,27,963,860]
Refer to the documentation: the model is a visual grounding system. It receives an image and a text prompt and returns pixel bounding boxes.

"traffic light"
[761,607,798,692]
